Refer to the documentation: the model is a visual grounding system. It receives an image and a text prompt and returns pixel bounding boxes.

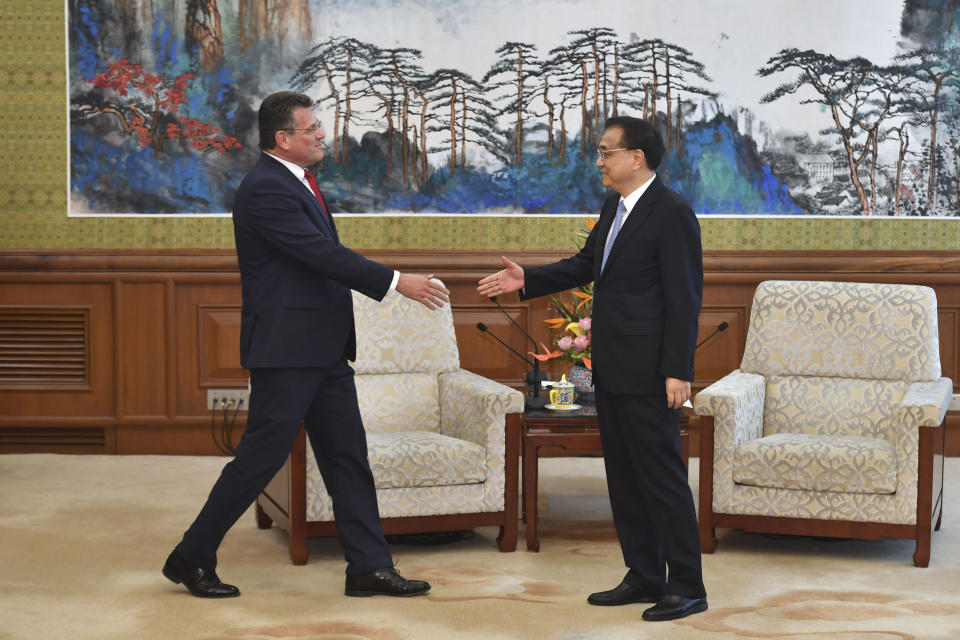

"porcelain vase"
[567,364,595,405]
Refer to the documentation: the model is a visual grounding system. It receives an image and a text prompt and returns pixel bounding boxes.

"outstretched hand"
[396,273,450,310]
[477,256,524,298]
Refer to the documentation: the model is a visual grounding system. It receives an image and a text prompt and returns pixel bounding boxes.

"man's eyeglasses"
[285,123,322,136]
[596,147,637,160]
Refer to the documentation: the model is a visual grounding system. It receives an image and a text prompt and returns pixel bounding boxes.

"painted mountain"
[68,0,960,216]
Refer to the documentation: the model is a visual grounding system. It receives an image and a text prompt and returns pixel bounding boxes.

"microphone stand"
[490,297,548,407]
[476,322,547,410]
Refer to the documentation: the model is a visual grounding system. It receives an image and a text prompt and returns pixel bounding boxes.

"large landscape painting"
[68,0,960,216]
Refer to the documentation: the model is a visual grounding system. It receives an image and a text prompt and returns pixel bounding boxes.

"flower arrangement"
[531,218,596,370]
[532,285,593,369]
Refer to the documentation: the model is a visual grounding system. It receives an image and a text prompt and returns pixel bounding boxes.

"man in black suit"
[478,116,706,621]
[163,91,449,599]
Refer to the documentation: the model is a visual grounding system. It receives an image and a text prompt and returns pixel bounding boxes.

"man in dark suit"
[163,91,449,599]
[478,116,706,622]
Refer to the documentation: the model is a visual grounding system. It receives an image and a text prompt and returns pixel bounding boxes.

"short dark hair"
[258,91,313,150]
[603,116,665,169]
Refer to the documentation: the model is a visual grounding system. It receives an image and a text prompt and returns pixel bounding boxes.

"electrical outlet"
[206,389,250,411]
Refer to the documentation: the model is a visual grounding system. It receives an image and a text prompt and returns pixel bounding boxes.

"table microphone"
[490,295,548,388]
[696,321,728,349]
[476,322,548,410]
[491,296,539,351]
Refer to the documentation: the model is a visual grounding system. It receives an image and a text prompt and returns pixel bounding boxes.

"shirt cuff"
[388,270,400,292]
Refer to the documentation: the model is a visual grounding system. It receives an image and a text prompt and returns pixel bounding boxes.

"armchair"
[256,283,525,564]
[695,280,950,566]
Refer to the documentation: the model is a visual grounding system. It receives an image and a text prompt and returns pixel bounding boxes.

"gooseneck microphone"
[490,296,538,351]
[476,322,536,367]
[489,295,548,396]
[476,322,548,410]
[696,321,729,349]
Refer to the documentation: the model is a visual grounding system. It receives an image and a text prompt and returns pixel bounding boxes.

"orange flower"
[544,317,568,330]
[529,342,562,362]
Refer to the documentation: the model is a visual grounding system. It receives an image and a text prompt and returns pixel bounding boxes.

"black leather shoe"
[642,594,708,621]
[344,567,431,597]
[162,551,240,598]
[587,580,661,606]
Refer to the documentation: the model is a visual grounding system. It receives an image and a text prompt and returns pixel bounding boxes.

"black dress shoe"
[162,551,240,598]
[642,594,708,621]
[344,567,431,597]
[587,580,661,606]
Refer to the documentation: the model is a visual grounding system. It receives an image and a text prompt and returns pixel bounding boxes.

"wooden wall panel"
[198,305,245,386]
[2,249,960,455]
[173,282,244,418]
[118,282,167,418]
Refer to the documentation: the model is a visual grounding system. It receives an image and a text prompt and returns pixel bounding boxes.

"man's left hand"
[665,377,691,410]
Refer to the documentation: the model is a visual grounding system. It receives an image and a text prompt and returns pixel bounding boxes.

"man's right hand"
[396,273,449,310]
[477,256,524,298]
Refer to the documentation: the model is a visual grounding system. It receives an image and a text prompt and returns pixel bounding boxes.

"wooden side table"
[521,405,689,551]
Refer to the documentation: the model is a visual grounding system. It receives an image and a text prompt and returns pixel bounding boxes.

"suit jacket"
[232,153,394,369]
[522,176,703,395]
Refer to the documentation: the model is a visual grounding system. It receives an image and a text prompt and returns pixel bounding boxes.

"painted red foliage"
[86,60,240,154]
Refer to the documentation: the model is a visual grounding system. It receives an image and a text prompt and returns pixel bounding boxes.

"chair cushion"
[367,431,486,489]
[733,432,896,494]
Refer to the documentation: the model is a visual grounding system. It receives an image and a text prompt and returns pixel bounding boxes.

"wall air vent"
[0,307,90,389]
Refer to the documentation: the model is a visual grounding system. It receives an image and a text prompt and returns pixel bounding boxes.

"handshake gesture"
[395,254,524,311]
[397,255,522,310]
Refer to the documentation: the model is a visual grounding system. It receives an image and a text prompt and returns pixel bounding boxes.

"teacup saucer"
[545,403,581,411]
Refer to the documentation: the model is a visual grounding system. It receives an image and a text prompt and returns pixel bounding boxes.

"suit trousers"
[176,361,393,575]
[595,385,706,598]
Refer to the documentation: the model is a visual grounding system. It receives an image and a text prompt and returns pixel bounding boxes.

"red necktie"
[302,170,329,218]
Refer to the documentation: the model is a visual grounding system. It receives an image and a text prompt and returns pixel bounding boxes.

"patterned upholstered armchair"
[256,283,525,564]
[695,280,950,567]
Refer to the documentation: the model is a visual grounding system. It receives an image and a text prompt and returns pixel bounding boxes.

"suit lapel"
[598,177,664,279]
[318,191,339,241]
[262,154,337,240]
[593,196,619,282]
[300,181,337,239]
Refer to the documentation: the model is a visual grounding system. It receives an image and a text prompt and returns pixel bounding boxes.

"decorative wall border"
[4,214,960,251]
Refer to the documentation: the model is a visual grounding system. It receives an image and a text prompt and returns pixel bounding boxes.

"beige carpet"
[1,454,959,640]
